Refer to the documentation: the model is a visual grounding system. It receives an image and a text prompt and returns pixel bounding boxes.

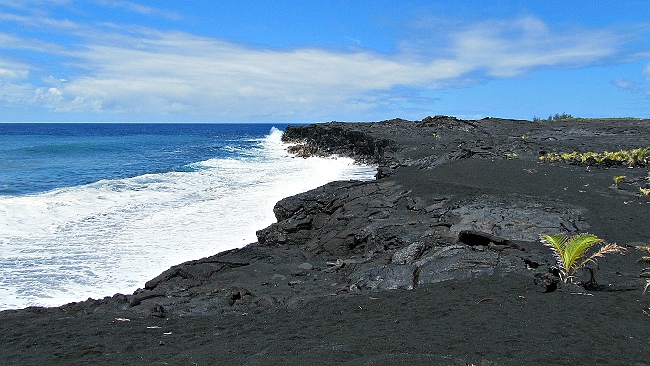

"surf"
[0,126,376,310]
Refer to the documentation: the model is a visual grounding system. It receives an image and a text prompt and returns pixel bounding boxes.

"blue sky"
[1,1,649,122]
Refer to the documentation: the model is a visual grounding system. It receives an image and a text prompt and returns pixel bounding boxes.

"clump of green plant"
[613,175,626,187]
[539,147,650,167]
[538,152,561,163]
[640,187,650,197]
[540,233,627,283]
[561,151,580,161]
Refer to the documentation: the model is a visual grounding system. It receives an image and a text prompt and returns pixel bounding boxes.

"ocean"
[0,123,377,311]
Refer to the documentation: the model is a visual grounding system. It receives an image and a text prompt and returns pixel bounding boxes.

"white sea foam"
[0,128,377,310]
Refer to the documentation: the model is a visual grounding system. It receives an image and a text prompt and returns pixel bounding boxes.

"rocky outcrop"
[30,117,650,318]
[282,123,392,165]
[82,179,570,317]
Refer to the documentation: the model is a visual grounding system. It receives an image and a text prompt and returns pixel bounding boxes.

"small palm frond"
[563,233,605,276]
[540,233,625,282]
[540,233,569,277]
[575,243,627,274]
[540,234,567,254]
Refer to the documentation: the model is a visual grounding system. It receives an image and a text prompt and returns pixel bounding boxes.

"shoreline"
[2,116,650,365]
[0,125,376,311]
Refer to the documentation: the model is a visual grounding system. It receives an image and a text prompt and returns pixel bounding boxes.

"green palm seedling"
[540,233,627,283]
[629,147,650,166]
[613,175,626,187]
[580,152,596,164]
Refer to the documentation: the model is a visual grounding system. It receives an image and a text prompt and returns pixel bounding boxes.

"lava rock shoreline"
[2,116,650,365]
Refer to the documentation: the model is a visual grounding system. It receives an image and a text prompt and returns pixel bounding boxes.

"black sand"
[2,117,650,365]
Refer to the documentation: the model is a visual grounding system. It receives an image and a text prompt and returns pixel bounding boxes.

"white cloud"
[95,0,182,20]
[409,16,619,78]
[0,12,632,120]
[612,79,638,91]
[40,33,477,118]
[0,32,71,55]
[612,67,650,97]
[0,0,71,10]
[0,61,28,79]
[0,60,31,107]
[0,0,181,22]
[0,79,40,109]
[0,69,26,79]
[0,12,79,31]
[37,87,64,109]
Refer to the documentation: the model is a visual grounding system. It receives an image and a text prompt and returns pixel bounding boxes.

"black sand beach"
[2,116,650,365]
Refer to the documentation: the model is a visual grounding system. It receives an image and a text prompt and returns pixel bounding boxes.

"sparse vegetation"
[533,113,574,122]
[532,115,643,123]
[613,175,626,187]
[540,233,627,283]
[538,147,650,167]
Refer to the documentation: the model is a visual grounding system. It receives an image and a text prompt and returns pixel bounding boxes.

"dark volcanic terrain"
[2,116,650,365]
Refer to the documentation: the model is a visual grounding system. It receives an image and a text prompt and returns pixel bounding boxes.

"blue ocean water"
[0,123,285,196]
[0,123,377,310]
